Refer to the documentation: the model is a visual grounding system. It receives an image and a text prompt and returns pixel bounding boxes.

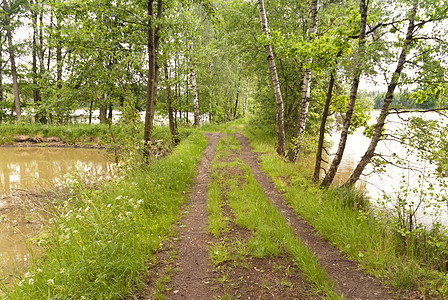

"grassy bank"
[243,124,448,298]
[0,123,185,146]
[208,134,340,298]
[0,131,207,299]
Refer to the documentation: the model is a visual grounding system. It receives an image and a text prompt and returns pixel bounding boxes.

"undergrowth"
[0,132,207,299]
[243,124,448,298]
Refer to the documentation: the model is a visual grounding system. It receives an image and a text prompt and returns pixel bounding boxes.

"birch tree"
[320,0,368,187]
[190,66,200,126]
[344,0,448,186]
[289,0,318,162]
[144,0,163,143]
[257,0,286,156]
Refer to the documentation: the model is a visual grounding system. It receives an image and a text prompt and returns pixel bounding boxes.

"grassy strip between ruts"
[0,131,207,299]
[243,125,448,298]
[207,134,341,299]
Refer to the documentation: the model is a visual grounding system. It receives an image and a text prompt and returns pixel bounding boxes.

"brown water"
[0,147,111,277]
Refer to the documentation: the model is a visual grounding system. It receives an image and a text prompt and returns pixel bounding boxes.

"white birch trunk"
[344,0,418,187]
[321,0,368,187]
[257,0,286,156]
[289,0,318,161]
[191,67,200,126]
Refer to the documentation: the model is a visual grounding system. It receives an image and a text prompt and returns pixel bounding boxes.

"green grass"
[207,135,340,298]
[1,131,207,299]
[201,118,247,134]
[243,125,448,298]
[0,122,186,146]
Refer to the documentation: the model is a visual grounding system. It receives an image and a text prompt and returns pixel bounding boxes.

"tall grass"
[244,126,448,297]
[208,135,340,298]
[1,132,207,299]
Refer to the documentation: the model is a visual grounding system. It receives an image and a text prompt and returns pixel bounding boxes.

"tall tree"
[321,0,368,187]
[257,0,286,156]
[2,0,21,120]
[144,0,163,144]
[164,63,179,143]
[190,66,200,126]
[289,0,318,161]
[343,0,419,186]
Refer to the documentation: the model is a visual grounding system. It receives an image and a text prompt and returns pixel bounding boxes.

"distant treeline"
[373,87,443,110]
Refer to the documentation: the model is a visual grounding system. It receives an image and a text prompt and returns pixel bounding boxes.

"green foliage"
[373,87,440,110]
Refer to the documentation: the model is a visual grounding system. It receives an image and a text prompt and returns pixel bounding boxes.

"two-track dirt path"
[235,132,397,300]
[141,132,409,299]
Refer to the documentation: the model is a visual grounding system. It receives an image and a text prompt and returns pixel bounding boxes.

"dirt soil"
[140,132,421,299]
[1,135,101,148]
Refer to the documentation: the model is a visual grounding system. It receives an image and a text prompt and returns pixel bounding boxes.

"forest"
[1,0,448,298]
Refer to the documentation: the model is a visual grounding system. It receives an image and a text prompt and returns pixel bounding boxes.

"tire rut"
[234,132,398,300]
[164,132,222,299]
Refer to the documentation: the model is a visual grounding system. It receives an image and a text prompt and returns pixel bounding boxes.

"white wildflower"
[28,278,34,285]
[47,279,54,285]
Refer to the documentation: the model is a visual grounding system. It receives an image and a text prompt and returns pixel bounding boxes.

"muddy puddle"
[0,147,111,278]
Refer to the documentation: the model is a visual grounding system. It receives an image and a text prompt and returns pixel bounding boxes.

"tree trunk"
[234,91,239,119]
[99,94,107,124]
[257,0,286,156]
[89,99,93,124]
[321,0,368,187]
[0,32,3,124]
[108,104,113,121]
[3,0,21,120]
[313,71,335,182]
[343,0,418,187]
[144,0,157,142]
[47,14,52,71]
[165,64,179,143]
[225,89,230,121]
[56,16,62,90]
[289,0,318,161]
[31,1,43,122]
[190,67,200,126]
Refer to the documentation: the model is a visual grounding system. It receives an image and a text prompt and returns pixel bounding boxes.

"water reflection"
[324,111,448,226]
[0,147,111,193]
[0,147,111,278]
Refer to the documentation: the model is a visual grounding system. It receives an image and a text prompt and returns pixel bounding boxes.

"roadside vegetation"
[0,123,176,146]
[0,130,207,299]
[244,123,448,298]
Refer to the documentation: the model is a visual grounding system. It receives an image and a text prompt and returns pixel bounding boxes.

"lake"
[325,110,448,226]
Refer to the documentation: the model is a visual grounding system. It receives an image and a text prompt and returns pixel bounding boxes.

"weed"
[1,131,207,299]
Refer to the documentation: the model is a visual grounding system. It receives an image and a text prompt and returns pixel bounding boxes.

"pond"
[0,147,111,277]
